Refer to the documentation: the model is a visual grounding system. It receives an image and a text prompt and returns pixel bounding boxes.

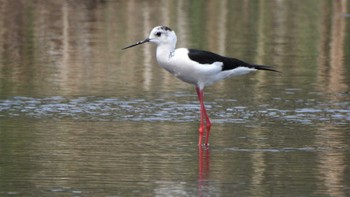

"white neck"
[156,43,176,64]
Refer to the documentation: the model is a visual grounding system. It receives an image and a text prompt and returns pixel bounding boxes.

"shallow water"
[0,0,350,196]
[0,93,349,125]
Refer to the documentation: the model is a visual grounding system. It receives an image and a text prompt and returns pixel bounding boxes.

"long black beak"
[121,38,150,50]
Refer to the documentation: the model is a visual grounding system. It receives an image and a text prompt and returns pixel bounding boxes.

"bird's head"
[148,26,177,46]
[122,26,177,50]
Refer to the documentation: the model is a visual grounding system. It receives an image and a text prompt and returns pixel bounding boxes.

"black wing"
[188,49,279,72]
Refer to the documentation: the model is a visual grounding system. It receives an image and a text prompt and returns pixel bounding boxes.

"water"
[0,0,349,196]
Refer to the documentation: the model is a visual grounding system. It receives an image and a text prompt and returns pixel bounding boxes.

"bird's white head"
[122,26,177,50]
[148,26,177,46]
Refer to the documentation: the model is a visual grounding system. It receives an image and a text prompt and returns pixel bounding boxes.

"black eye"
[156,32,161,37]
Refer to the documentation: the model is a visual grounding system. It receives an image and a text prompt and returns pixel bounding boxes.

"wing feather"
[188,49,279,72]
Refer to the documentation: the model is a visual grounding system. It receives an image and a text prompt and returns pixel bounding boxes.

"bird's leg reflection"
[198,147,210,197]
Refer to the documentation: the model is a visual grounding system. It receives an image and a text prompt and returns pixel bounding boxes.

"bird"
[122,26,279,147]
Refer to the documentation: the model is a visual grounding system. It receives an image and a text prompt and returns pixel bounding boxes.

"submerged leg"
[196,87,212,146]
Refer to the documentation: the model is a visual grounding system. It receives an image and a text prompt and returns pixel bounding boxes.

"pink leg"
[196,87,204,146]
[196,87,212,146]
[202,102,211,146]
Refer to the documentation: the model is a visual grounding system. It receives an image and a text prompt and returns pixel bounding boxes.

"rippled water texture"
[0,94,349,125]
[0,1,349,196]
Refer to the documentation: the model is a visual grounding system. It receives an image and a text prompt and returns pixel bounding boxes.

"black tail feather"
[251,65,281,73]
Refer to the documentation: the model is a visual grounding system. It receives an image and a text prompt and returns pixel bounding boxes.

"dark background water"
[0,0,349,196]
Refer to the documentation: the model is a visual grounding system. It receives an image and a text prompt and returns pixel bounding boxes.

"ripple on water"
[224,146,347,153]
[0,96,349,125]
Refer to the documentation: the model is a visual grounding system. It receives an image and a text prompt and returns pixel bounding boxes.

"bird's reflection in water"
[197,147,210,197]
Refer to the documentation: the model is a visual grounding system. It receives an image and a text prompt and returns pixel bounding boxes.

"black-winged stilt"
[122,26,279,147]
